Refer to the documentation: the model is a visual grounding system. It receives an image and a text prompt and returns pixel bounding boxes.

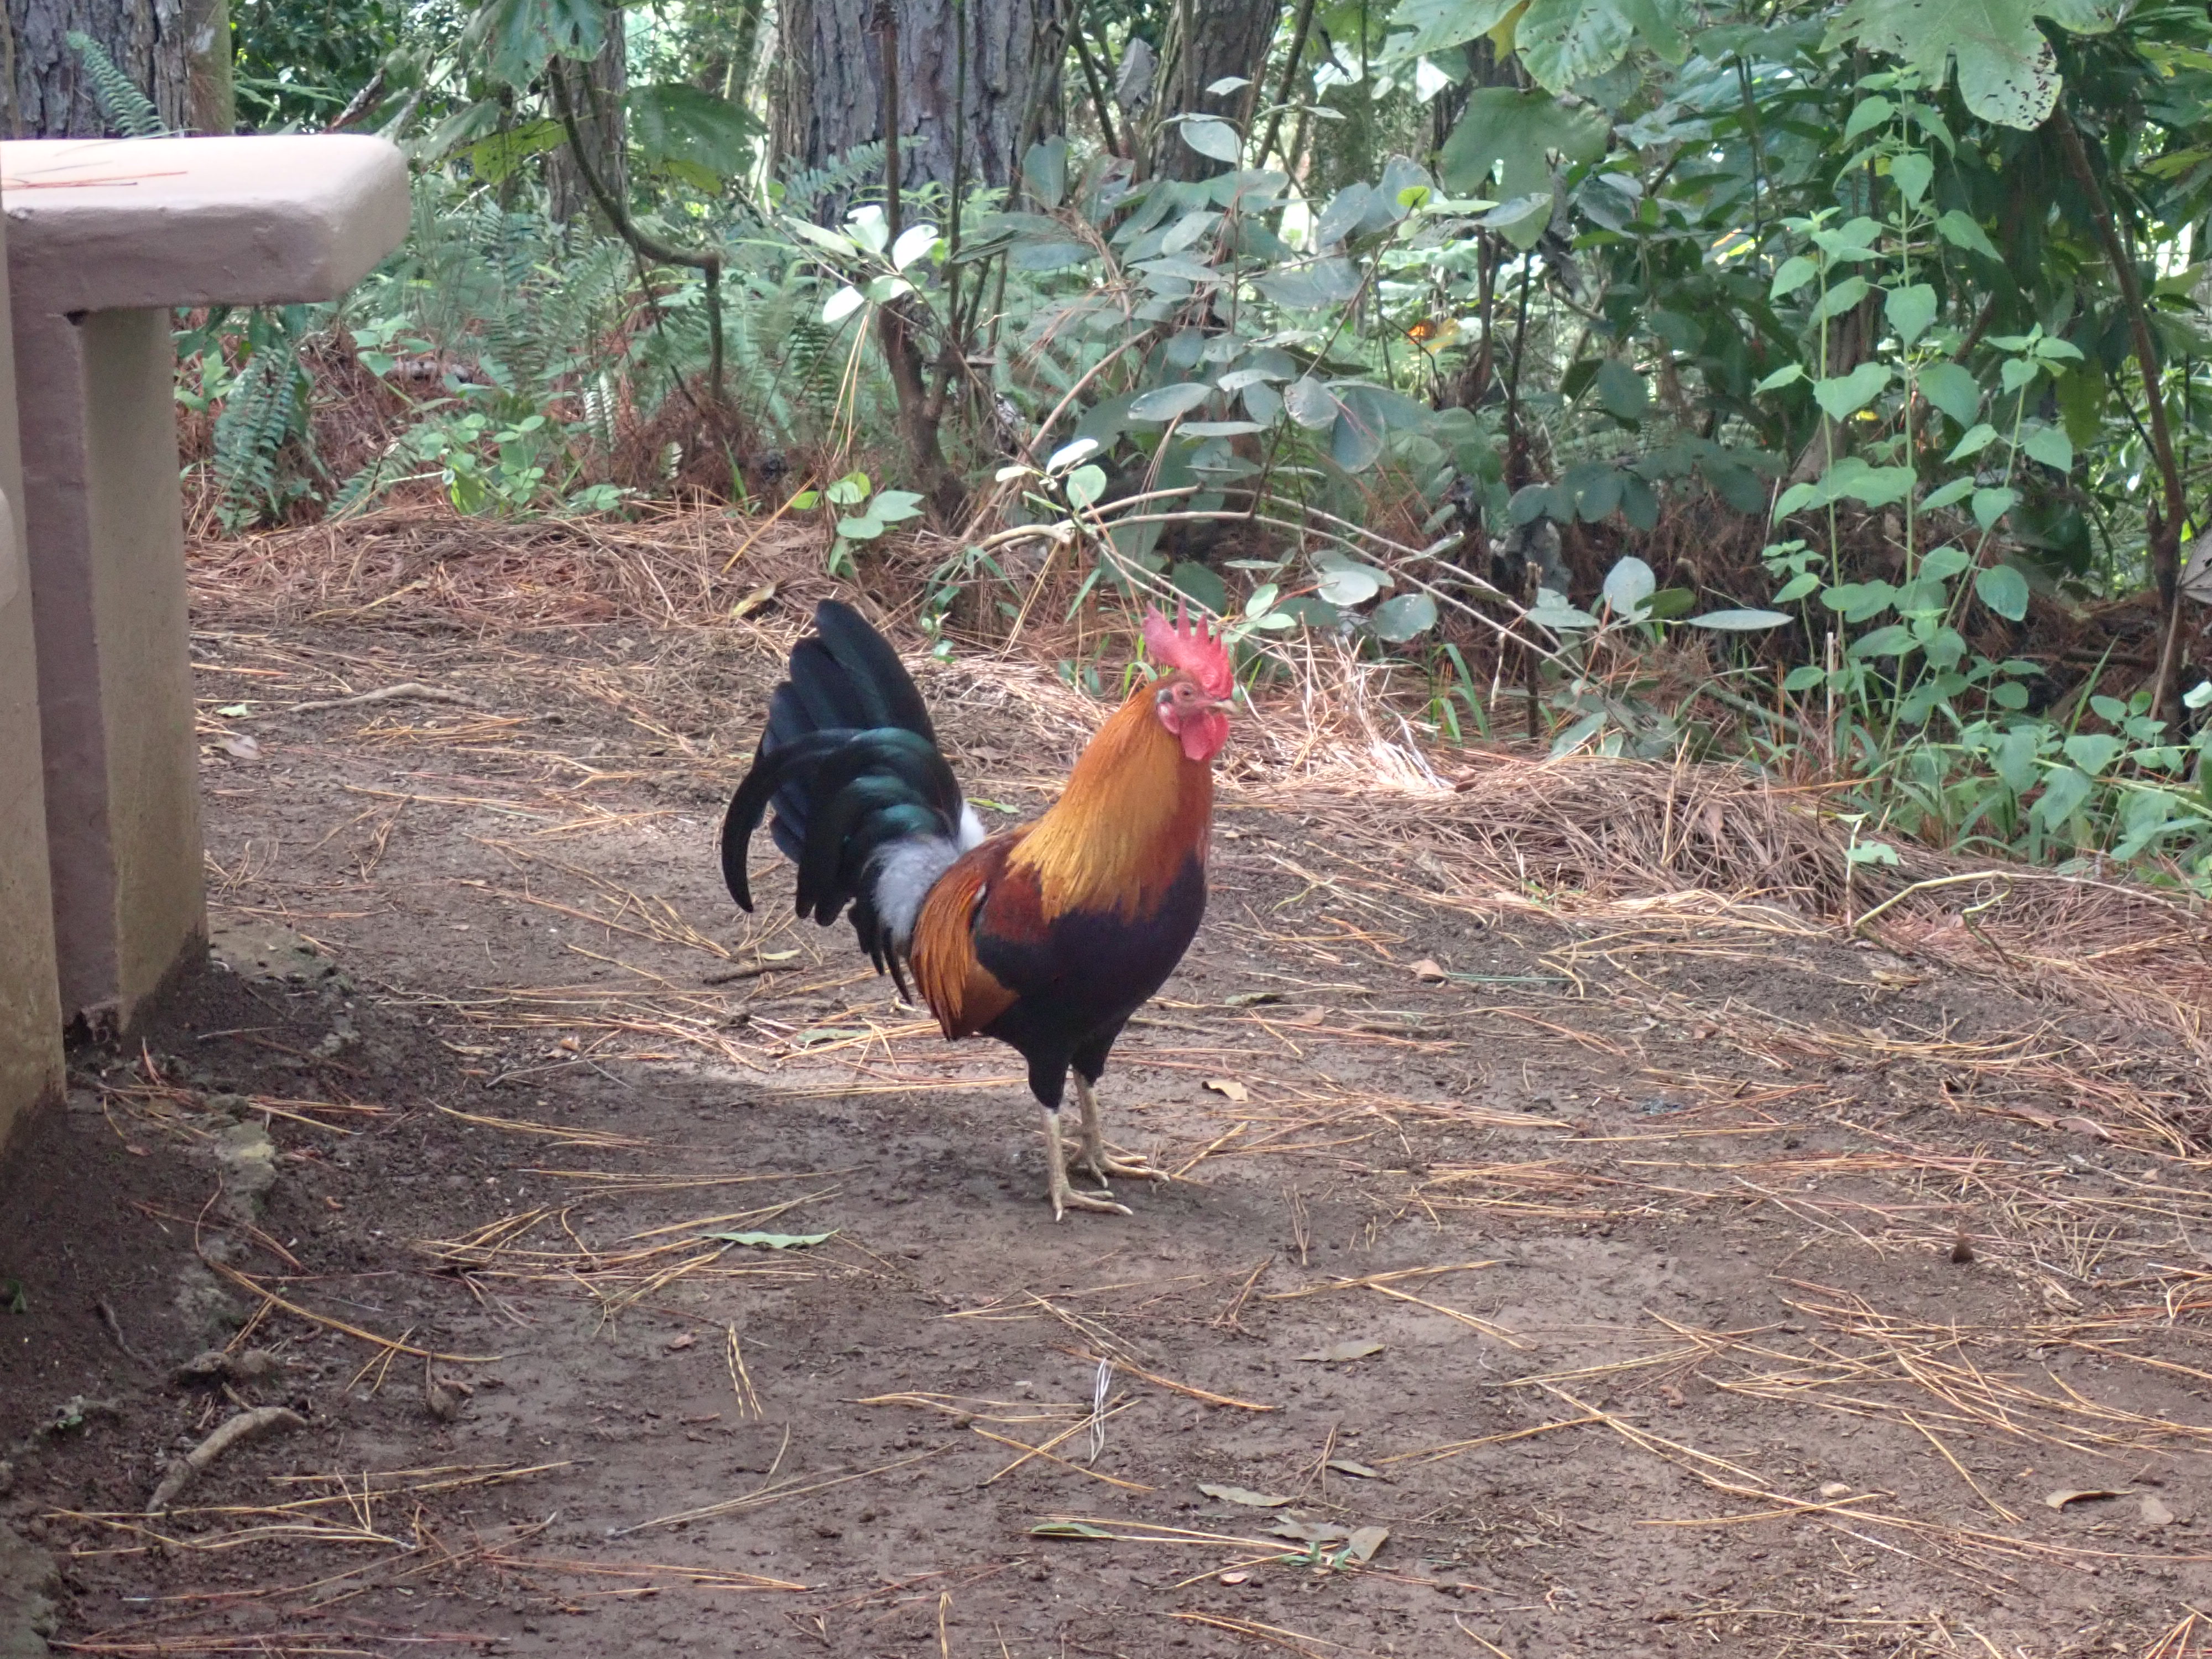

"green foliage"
[232,0,414,129]
[187,0,2212,887]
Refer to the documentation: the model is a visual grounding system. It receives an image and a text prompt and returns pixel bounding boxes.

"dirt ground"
[4,521,2212,1658]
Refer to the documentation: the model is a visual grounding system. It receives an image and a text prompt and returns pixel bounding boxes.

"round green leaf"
[1066,465,1108,508]
[1974,562,2030,620]
[1370,592,1439,643]
[1129,383,1214,422]
[1180,117,1243,164]
[1601,555,1656,614]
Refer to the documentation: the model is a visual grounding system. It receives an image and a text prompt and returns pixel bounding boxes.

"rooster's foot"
[1050,1180,1134,1220]
[1079,1146,1167,1188]
[1041,1105,1133,1220]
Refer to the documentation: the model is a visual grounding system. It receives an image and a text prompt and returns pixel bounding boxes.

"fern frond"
[65,32,168,137]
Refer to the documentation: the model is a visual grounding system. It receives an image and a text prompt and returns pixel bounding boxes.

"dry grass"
[155,498,2212,1658]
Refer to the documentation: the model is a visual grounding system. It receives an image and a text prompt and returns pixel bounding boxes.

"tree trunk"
[184,0,231,132]
[1149,0,1279,179]
[4,0,187,137]
[545,7,627,224]
[774,0,1063,216]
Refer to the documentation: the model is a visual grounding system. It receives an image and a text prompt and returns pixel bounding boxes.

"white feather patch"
[956,802,987,849]
[871,835,964,950]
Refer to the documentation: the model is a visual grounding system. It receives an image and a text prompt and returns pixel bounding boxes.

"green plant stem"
[550,63,726,407]
[1257,0,1321,170]
[1069,7,1121,156]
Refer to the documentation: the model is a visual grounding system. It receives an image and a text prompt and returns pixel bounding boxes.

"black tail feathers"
[720,603,968,980]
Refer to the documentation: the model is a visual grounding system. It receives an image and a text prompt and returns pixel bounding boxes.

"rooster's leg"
[1072,1076,1167,1190]
[1042,1108,1130,1219]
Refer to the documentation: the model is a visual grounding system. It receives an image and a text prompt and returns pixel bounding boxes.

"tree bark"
[1149,0,1280,179]
[184,0,231,132]
[545,7,627,224]
[773,0,1063,215]
[5,0,187,137]
[2049,105,2189,722]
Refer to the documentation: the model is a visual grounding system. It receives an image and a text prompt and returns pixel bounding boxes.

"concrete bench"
[3,135,408,1057]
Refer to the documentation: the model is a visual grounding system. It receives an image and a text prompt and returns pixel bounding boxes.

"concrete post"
[16,308,201,1024]
[0,201,66,1146]
[3,135,409,1029]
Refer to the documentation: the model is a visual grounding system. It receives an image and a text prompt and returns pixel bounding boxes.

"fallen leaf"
[1342,1525,1388,1562]
[2142,1494,2176,1527]
[1204,1078,1250,1103]
[1297,1340,1384,1364]
[215,703,252,718]
[709,1230,836,1250]
[1281,1006,1328,1026]
[2046,1488,2131,1511]
[731,581,778,619]
[2056,1115,2115,1141]
[1268,1515,1351,1545]
[665,1333,696,1352]
[220,734,260,760]
[1030,1521,1110,1539]
[757,948,800,962]
[1410,959,1448,983]
[1217,1570,1250,1585]
[1817,1482,1853,1500]
[1224,992,1284,1008]
[1199,1483,1291,1508]
[1326,1458,1381,1478]
[794,1027,870,1047]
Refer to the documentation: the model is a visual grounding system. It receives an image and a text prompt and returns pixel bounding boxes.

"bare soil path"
[3,520,2211,1658]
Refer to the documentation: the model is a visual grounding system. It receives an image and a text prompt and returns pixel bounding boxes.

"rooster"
[721,600,1234,1218]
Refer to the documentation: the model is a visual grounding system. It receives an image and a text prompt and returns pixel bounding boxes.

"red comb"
[1143,602,1233,700]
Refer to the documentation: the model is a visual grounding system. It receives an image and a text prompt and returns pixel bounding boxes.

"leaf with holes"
[1832,0,2119,127]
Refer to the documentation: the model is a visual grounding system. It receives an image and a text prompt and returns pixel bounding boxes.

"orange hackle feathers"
[1143,603,1233,701]
[1004,679,1212,920]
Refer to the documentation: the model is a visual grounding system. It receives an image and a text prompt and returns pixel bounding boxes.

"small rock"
[211,1122,277,1218]
[1818,1481,1853,1500]
[2142,1494,2176,1527]
[175,1348,283,1386]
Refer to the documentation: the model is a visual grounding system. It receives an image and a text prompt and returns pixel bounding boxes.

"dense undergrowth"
[163,0,2212,893]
